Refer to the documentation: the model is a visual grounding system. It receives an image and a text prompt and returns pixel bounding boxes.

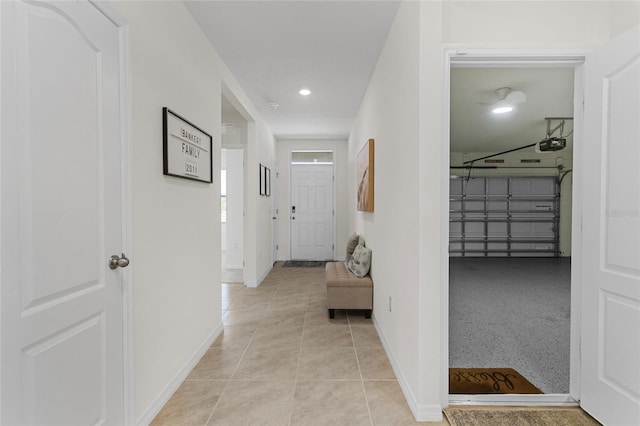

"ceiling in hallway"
[185,2,575,150]
[184,0,401,140]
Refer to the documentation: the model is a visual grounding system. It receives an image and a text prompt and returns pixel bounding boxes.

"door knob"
[109,253,130,270]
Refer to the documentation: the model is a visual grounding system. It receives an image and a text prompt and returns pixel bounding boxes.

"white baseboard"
[259,265,272,283]
[246,264,274,288]
[136,322,224,425]
[372,315,444,423]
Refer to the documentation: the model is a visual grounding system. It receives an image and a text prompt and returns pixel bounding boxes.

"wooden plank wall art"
[357,138,374,212]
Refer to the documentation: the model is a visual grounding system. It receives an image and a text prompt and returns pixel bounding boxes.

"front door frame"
[441,48,591,407]
[289,148,336,261]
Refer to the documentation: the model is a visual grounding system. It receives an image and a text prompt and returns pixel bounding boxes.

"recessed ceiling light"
[299,88,311,96]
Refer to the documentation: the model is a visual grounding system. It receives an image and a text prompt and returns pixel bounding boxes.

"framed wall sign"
[163,107,213,183]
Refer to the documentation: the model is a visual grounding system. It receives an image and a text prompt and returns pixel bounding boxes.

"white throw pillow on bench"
[347,244,372,278]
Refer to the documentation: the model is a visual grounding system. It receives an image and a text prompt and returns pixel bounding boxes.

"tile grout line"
[349,315,375,426]
[206,267,379,425]
[204,312,260,425]
[286,271,307,426]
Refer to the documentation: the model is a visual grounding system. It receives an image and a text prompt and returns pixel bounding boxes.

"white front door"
[290,164,334,260]
[581,26,640,426]
[1,1,127,424]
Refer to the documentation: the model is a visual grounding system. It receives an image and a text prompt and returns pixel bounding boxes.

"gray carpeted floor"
[449,257,571,394]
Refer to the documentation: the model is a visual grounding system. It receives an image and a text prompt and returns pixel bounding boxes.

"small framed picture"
[259,163,271,196]
[266,167,271,196]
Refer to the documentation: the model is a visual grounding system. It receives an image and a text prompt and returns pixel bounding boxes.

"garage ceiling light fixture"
[492,87,526,114]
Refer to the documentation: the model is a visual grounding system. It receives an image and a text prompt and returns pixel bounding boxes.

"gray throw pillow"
[346,232,359,260]
[347,244,372,278]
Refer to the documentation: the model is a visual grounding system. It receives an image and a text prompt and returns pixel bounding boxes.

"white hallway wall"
[349,0,423,415]
[111,1,275,423]
[348,0,635,421]
[249,118,277,285]
[276,139,349,261]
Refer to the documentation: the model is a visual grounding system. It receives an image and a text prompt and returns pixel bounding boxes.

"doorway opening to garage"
[448,67,575,396]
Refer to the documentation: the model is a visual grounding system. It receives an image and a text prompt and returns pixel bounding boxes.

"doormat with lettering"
[449,368,542,394]
[282,261,328,268]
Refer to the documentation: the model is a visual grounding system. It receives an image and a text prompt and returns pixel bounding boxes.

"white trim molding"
[373,316,444,422]
[442,47,591,408]
[89,1,136,423]
[449,394,578,406]
[136,323,224,425]
[246,263,273,288]
[288,145,337,261]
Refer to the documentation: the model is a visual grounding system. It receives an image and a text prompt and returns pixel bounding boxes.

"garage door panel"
[449,176,559,257]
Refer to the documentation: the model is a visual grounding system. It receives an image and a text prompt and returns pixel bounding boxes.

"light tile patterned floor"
[151,263,439,425]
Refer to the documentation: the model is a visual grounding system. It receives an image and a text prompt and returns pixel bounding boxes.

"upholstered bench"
[326,261,373,319]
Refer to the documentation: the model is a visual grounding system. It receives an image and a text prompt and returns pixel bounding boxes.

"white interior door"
[1,1,127,424]
[581,25,640,426]
[290,164,334,260]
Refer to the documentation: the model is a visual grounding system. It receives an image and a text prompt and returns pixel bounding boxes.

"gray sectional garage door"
[449,177,560,257]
